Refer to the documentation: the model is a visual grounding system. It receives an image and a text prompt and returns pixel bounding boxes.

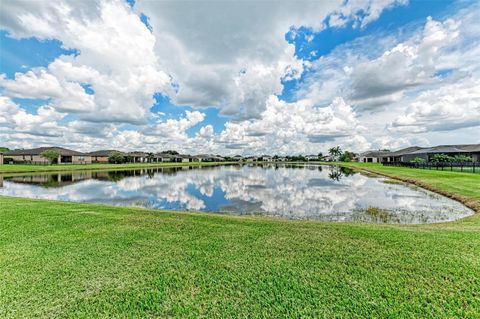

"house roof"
[456,144,480,152]
[388,146,424,156]
[360,150,390,158]
[128,151,148,156]
[156,153,175,158]
[88,150,123,156]
[5,147,87,156]
[409,144,480,155]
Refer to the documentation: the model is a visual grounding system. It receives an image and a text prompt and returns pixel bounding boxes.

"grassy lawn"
[336,163,480,210]
[1,163,479,317]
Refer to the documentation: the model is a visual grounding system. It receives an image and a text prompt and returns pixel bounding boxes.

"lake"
[0,164,473,224]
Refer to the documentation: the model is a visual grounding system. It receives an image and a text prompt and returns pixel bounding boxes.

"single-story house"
[381,146,424,163]
[191,154,210,162]
[358,150,391,163]
[260,155,273,161]
[305,155,319,161]
[4,147,91,164]
[404,144,480,162]
[88,150,124,163]
[365,144,480,163]
[128,152,148,163]
[232,155,243,161]
[177,155,192,163]
[192,154,225,162]
[155,153,176,162]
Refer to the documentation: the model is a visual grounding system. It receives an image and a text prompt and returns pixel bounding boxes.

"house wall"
[0,154,3,165]
[6,154,91,164]
[359,156,380,163]
[6,155,49,164]
[71,155,92,164]
[92,156,109,163]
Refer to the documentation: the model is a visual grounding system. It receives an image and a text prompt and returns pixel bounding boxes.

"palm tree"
[147,152,155,163]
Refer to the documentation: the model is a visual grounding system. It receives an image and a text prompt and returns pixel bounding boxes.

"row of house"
[0,147,326,165]
[359,144,480,163]
[0,147,237,165]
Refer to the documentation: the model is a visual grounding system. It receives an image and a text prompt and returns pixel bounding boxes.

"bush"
[430,153,454,163]
[453,155,472,162]
[410,157,426,164]
[108,151,125,164]
[40,150,60,165]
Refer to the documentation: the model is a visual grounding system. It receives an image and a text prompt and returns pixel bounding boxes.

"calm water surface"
[0,164,473,224]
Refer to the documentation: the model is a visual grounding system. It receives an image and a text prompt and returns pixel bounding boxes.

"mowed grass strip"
[1,194,479,318]
[0,162,237,174]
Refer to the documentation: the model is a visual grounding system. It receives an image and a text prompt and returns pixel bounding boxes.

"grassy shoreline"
[1,162,479,317]
[0,161,237,174]
[331,162,480,214]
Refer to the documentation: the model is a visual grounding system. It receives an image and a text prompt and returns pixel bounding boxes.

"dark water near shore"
[0,164,473,224]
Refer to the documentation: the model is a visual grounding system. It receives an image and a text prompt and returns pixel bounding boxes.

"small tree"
[328,146,343,162]
[318,152,323,160]
[40,149,60,165]
[108,151,125,164]
[339,151,355,162]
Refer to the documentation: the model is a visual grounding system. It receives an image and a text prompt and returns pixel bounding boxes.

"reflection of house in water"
[4,167,192,188]
[5,172,94,187]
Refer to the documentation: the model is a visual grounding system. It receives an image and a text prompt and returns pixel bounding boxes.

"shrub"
[108,151,125,164]
[410,157,426,164]
[40,150,60,165]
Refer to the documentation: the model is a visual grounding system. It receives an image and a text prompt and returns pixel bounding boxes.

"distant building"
[305,155,319,161]
[381,146,424,163]
[5,147,91,164]
[358,150,391,163]
[156,153,175,162]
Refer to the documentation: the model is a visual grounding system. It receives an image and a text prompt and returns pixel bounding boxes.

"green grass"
[336,163,480,205]
[1,163,480,318]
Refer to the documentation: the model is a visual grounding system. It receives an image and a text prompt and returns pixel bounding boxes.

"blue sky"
[0,0,479,154]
